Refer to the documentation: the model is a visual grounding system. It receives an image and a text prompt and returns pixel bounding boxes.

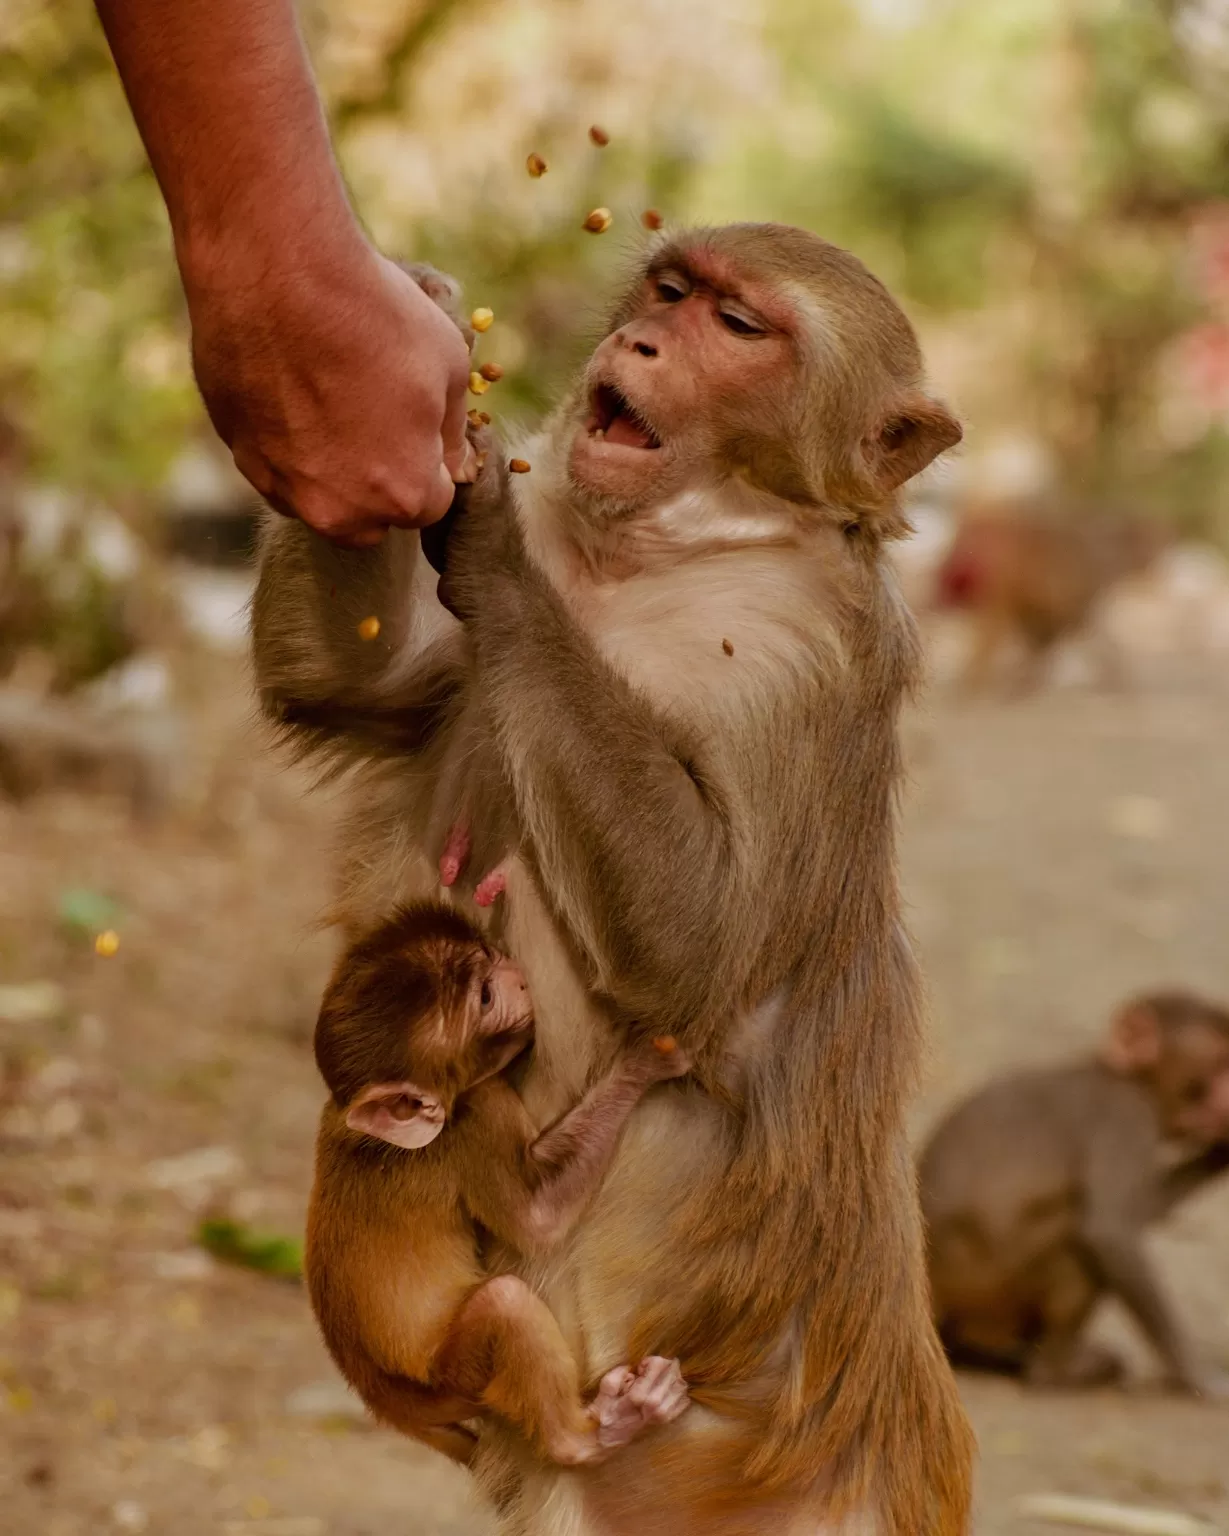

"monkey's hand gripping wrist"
[430,439,521,623]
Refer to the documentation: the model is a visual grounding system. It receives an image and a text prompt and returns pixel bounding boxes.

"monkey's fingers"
[592,1358,690,1449]
[626,1356,690,1428]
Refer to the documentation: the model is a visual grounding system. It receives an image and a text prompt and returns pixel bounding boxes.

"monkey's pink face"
[569,251,797,507]
[460,951,534,1083]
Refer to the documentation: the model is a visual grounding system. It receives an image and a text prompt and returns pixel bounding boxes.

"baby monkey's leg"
[433,1275,687,1466]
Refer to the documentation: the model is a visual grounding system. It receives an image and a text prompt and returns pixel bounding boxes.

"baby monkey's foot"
[590,1356,690,1452]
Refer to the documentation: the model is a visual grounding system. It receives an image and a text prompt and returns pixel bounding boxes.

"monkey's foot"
[590,1356,690,1451]
[474,864,508,907]
[439,823,471,887]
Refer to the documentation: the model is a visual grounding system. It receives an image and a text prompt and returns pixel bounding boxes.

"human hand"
[185,239,475,546]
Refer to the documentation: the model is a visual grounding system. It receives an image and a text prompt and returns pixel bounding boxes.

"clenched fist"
[186,239,475,547]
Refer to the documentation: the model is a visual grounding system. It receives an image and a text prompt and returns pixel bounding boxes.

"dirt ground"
[3,641,1229,1536]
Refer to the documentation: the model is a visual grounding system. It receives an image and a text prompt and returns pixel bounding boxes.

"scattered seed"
[470,307,494,333]
[642,208,664,231]
[94,930,120,958]
[722,638,734,657]
[468,371,490,395]
[466,409,485,430]
[652,1036,678,1054]
[526,153,548,178]
[478,362,504,383]
[357,616,381,641]
[588,125,610,147]
[478,411,491,425]
[583,208,613,234]
[509,459,531,474]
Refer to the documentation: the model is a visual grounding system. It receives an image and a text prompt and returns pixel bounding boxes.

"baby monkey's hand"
[644,1035,692,1082]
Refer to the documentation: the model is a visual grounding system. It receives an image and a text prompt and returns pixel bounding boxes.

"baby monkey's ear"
[346,1082,446,1149]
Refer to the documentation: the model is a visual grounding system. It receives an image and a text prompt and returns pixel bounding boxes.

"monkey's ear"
[1102,1002,1163,1075]
[864,393,962,495]
[346,1082,446,1150]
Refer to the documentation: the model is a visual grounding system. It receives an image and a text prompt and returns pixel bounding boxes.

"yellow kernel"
[357,616,381,641]
[470,307,494,333]
[583,208,613,234]
[526,153,547,178]
[468,371,490,395]
[508,459,531,474]
[642,208,664,231]
[478,362,504,383]
[94,930,120,958]
[588,125,610,147]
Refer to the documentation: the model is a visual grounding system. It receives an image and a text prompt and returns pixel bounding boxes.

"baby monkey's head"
[315,902,533,1150]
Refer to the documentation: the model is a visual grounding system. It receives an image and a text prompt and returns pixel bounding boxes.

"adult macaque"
[933,497,1163,692]
[307,902,691,1467]
[253,227,973,1534]
[921,992,1229,1394]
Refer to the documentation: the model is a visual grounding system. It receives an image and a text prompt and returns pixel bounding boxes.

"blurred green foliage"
[198,1218,304,1282]
[1,0,1228,531]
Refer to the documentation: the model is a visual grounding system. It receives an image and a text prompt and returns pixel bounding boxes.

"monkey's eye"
[719,309,766,337]
[655,277,689,304]
[480,980,493,1011]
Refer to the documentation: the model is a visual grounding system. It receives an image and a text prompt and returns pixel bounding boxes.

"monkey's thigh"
[433,1275,592,1460]
[1022,1246,1121,1387]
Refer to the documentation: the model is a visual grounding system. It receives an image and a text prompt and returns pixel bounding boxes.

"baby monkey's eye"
[719,309,766,337]
[656,277,688,303]
[480,980,493,1010]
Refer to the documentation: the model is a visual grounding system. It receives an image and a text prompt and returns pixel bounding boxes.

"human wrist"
[174,177,367,313]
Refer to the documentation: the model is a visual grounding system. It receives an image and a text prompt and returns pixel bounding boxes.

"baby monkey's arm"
[469,1036,690,1254]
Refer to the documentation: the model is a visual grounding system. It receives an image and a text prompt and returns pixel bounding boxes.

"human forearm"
[94,0,359,281]
[96,1,473,541]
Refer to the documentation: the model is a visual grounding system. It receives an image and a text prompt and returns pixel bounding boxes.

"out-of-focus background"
[3,2,1229,1533]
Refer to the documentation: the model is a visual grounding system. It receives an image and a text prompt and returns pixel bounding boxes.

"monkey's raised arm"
[447,482,822,1038]
[251,516,464,763]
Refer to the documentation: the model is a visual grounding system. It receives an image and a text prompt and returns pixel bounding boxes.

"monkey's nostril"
[633,342,657,359]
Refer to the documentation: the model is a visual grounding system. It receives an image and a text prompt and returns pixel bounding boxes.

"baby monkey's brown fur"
[922,991,1229,1395]
[307,903,692,1466]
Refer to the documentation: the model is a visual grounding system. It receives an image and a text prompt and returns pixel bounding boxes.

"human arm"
[94,0,472,544]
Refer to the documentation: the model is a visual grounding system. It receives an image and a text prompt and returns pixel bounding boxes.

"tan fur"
[921,991,1229,1393]
[307,904,692,1468]
[253,226,973,1534]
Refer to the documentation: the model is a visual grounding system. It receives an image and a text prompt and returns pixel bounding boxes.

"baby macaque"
[920,991,1229,1394]
[305,902,692,1466]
